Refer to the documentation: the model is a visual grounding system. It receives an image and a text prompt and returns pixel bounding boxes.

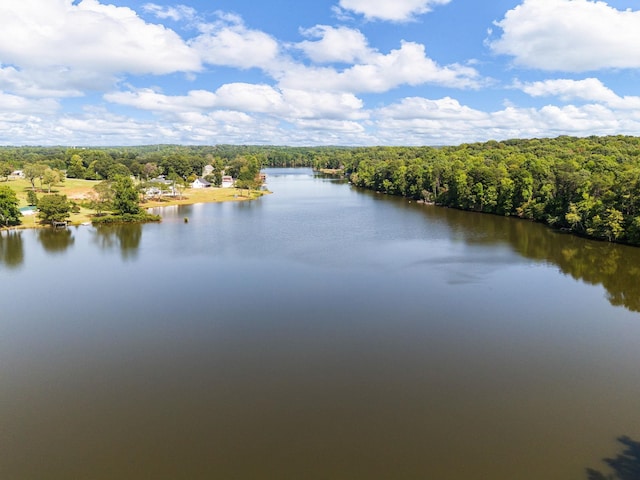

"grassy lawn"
[1,177,268,230]
[141,186,265,208]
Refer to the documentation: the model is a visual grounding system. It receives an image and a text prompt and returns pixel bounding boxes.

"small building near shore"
[221,175,234,188]
[192,178,212,189]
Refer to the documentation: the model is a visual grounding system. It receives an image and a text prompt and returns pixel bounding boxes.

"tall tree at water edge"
[112,175,141,215]
[0,186,21,227]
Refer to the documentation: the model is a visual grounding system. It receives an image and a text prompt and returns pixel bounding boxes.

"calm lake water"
[1,168,639,479]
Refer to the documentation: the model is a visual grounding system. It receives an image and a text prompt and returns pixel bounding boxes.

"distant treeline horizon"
[2,135,640,245]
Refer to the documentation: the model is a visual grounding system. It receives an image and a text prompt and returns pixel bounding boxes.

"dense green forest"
[0,144,325,180]
[342,136,640,246]
[2,135,640,245]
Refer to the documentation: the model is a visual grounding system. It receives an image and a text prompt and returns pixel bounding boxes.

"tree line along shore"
[341,136,640,246]
[0,151,265,229]
[1,136,640,246]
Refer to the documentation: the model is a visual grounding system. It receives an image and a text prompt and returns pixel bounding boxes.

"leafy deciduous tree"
[24,163,47,190]
[66,154,86,179]
[0,162,12,181]
[0,186,22,226]
[27,189,38,207]
[89,180,114,216]
[42,168,63,193]
[37,194,71,225]
[112,175,140,215]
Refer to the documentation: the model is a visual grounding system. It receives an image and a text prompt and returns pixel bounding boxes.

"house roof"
[149,176,172,185]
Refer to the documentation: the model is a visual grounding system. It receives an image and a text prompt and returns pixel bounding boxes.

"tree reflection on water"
[37,227,75,253]
[0,230,24,268]
[92,224,142,260]
[587,436,640,480]
[414,202,640,313]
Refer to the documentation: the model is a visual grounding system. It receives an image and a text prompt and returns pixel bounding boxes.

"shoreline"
[2,186,269,232]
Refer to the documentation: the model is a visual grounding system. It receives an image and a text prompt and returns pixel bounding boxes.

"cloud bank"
[0,0,639,146]
[490,0,640,71]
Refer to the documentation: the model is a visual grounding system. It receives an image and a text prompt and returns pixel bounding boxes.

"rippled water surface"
[1,168,639,479]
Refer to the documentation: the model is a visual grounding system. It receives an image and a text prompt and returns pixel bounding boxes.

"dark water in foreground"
[1,168,639,479]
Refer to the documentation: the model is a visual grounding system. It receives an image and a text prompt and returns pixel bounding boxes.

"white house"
[192,178,212,189]
[221,175,234,188]
[145,176,177,197]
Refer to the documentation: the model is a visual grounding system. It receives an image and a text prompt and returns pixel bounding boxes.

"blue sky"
[1,0,640,146]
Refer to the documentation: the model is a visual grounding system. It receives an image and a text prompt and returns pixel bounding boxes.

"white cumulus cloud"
[104,89,217,113]
[0,0,200,75]
[278,41,481,93]
[142,3,197,22]
[190,15,280,70]
[516,78,640,109]
[192,16,481,94]
[296,26,372,63]
[378,97,488,121]
[105,84,367,122]
[0,65,87,98]
[517,78,619,103]
[0,91,59,114]
[373,96,638,145]
[283,89,367,120]
[213,84,285,114]
[336,0,451,22]
[490,0,640,71]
